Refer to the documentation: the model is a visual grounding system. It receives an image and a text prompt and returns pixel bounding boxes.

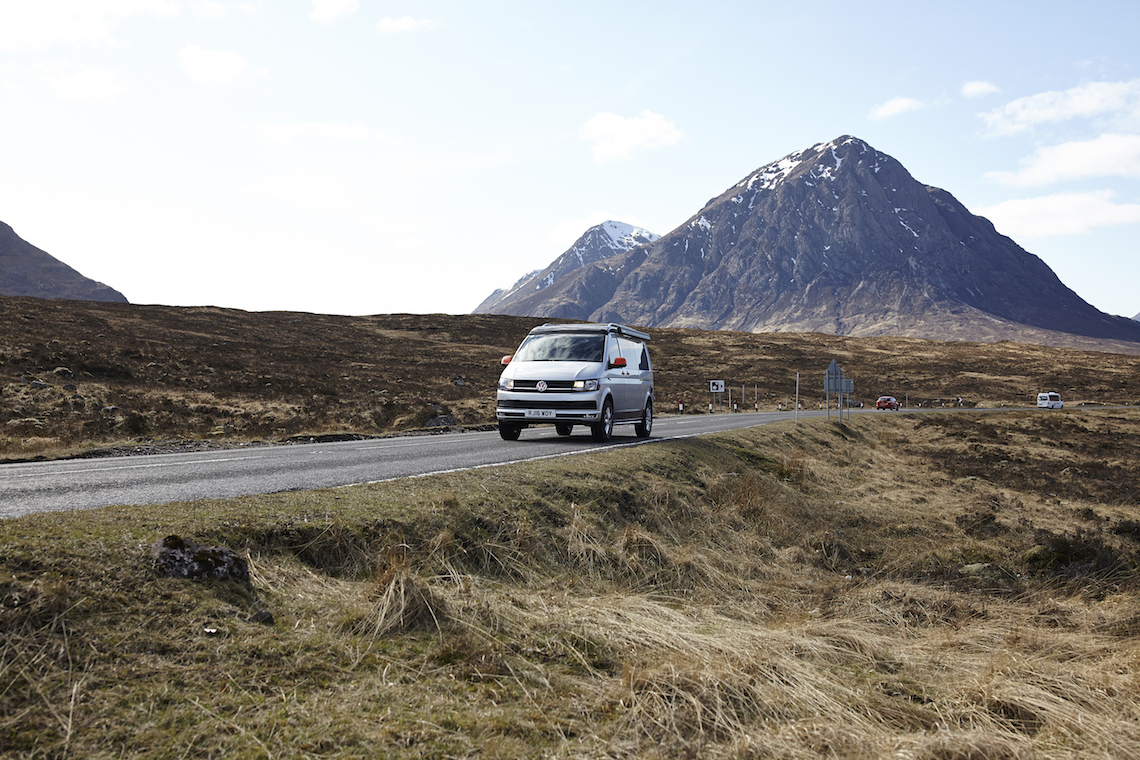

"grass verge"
[4,410,1140,758]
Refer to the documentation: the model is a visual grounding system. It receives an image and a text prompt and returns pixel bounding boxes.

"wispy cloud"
[38,61,127,103]
[190,0,228,20]
[579,110,686,164]
[244,173,359,216]
[869,97,924,121]
[310,0,358,24]
[978,190,1140,238]
[179,44,247,85]
[259,121,391,144]
[981,79,1140,135]
[961,80,999,98]
[0,0,178,52]
[376,16,440,34]
[986,134,1140,186]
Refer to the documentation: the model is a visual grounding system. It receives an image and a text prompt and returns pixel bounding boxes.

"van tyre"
[591,399,614,442]
[498,423,522,441]
[635,401,653,438]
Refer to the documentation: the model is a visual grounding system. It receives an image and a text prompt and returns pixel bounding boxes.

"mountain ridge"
[478,136,1140,349]
[474,220,657,314]
[0,221,128,304]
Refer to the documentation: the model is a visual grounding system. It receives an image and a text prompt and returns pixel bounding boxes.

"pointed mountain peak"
[593,220,659,251]
[733,135,889,194]
[475,135,1140,348]
[473,220,658,314]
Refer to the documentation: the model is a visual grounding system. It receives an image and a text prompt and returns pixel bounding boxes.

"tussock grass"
[4,410,1140,758]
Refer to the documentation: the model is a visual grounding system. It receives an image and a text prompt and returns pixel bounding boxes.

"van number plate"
[525,410,556,419]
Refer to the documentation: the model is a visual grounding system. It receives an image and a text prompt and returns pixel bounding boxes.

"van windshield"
[514,333,605,362]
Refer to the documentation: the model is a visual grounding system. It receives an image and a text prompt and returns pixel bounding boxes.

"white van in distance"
[1037,392,1063,409]
[496,323,654,442]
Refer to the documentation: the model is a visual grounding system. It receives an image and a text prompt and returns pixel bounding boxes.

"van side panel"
[615,336,652,419]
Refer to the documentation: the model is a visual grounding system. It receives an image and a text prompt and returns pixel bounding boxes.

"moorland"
[2,295,1138,461]
[3,296,1140,758]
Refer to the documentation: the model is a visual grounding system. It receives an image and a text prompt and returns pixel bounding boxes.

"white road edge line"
[345,423,772,488]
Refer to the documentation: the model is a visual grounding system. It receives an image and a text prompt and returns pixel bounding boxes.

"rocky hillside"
[481,137,1140,348]
[474,221,658,314]
[0,221,128,303]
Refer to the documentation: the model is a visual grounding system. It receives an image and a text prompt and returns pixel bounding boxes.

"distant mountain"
[474,220,657,314]
[480,136,1140,347]
[1,221,127,303]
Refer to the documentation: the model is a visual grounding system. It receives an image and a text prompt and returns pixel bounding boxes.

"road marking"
[0,453,271,480]
[349,419,786,488]
[353,435,667,486]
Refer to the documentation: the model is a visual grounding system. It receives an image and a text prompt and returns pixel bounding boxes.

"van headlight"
[573,379,599,391]
[498,378,514,390]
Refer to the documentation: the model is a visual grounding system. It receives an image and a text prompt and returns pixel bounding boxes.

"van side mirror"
[501,355,512,365]
[610,356,627,369]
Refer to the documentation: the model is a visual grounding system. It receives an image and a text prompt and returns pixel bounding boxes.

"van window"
[616,337,648,369]
[514,333,605,362]
[607,336,622,366]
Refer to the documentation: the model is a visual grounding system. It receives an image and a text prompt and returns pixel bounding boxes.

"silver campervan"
[496,323,654,442]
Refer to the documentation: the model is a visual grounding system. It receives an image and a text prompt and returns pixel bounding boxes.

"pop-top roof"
[528,323,650,341]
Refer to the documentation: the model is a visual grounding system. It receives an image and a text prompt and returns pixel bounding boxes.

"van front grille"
[510,380,577,391]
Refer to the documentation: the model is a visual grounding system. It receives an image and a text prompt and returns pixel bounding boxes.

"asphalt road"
[1,409,842,518]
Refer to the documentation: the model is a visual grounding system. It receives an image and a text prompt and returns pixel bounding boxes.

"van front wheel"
[635,401,653,438]
[498,423,522,441]
[591,399,614,442]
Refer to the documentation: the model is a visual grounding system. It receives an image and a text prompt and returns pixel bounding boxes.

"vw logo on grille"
[536,380,548,392]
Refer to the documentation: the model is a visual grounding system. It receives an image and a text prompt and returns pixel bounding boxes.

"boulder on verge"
[152,534,250,583]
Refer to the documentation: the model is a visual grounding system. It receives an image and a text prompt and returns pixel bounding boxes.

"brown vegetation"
[5,295,1140,755]
[2,295,1139,461]
[4,407,1140,757]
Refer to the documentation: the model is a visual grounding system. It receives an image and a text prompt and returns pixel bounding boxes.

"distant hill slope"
[484,136,1140,348]
[0,221,128,303]
[474,220,657,314]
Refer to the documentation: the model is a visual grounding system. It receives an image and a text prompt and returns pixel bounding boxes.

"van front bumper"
[495,393,602,423]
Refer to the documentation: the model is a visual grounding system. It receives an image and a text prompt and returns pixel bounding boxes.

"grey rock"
[152,535,250,583]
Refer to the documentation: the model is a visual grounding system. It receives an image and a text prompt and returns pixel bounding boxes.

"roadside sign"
[824,360,844,393]
[709,380,725,393]
[823,360,854,421]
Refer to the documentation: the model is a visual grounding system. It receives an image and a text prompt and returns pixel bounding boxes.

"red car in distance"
[876,395,900,410]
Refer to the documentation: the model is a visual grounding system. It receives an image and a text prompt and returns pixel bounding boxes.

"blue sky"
[2,1,1138,318]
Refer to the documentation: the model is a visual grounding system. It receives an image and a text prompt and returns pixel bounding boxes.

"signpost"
[709,380,725,413]
[824,360,854,422]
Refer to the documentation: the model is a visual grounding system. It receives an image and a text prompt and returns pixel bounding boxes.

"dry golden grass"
[4,408,1140,757]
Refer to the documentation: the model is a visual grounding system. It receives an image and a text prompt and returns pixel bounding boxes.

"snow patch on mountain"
[739,135,869,194]
[472,220,659,314]
[597,220,659,251]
